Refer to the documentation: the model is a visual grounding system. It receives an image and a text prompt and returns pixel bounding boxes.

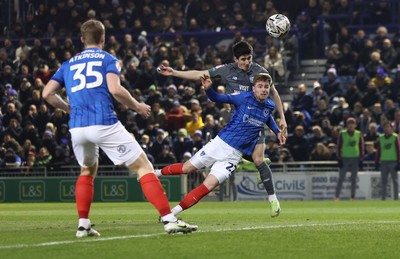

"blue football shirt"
[206,88,279,156]
[51,48,120,128]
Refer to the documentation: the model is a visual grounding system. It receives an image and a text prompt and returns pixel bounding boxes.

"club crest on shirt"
[263,109,270,117]
[117,145,126,153]
[250,76,254,83]
[115,61,122,72]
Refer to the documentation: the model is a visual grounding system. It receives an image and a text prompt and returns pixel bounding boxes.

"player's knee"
[182,162,197,174]
[252,156,264,166]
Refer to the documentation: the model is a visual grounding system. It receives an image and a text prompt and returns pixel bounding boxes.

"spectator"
[358,108,374,135]
[330,97,350,126]
[364,141,377,161]
[202,100,220,121]
[155,145,177,165]
[353,66,370,92]
[150,129,172,159]
[343,81,363,110]
[3,118,23,143]
[325,44,342,70]
[192,130,205,151]
[172,128,193,162]
[291,110,312,132]
[312,99,330,126]
[310,82,329,114]
[365,51,388,78]
[322,67,342,101]
[364,122,379,144]
[2,148,22,168]
[383,99,396,121]
[338,43,356,76]
[356,39,376,68]
[34,146,52,168]
[361,81,381,109]
[371,67,392,97]
[291,83,313,114]
[2,102,22,127]
[19,138,36,163]
[48,145,70,171]
[308,125,328,153]
[309,142,331,161]
[264,46,285,81]
[185,111,205,138]
[295,11,313,57]
[164,101,186,133]
[277,148,294,163]
[327,142,338,160]
[286,125,309,161]
[202,114,220,141]
[380,39,397,70]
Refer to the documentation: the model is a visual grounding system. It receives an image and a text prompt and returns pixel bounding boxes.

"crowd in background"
[0,0,398,170]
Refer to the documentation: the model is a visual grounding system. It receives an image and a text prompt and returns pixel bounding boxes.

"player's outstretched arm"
[267,114,286,145]
[107,73,151,118]
[42,80,71,113]
[158,64,210,81]
[269,84,287,137]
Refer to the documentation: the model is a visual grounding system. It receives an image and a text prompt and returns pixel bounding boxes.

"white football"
[266,14,291,39]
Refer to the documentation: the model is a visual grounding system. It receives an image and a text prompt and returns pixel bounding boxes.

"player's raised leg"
[155,160,198,177]
[171,173,219,216]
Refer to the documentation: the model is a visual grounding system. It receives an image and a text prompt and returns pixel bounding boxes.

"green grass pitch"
[0,201,399,259]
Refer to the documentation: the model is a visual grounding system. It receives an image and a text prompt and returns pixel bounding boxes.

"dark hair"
[232,41,253,59]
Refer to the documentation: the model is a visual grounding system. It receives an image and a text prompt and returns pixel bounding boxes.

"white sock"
[162,213,177,223]
[155,169,162,177]
[78,218,91,229]
[171,205,183,216]
[268,194,278,202]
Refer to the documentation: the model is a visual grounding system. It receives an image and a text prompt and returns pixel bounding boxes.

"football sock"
[75,175,94,219]
[78,218,91,229]
[179,184,210,210]
[257,161,275,195]
[139,173,171,216]
[268,193,278,202]
[161,163,184,175]
[171,205,183,216]
[162,213,177,223]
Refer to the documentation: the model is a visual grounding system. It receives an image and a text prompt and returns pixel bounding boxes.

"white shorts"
[190,136,242,183]
[70,122,142,167]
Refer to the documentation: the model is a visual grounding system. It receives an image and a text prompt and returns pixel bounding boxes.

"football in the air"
[266,14,291,39]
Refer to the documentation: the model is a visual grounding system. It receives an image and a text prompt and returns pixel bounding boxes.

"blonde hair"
[254,73,272,84]
[81,19,105,45]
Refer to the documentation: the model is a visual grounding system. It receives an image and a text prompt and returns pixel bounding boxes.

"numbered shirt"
[208,62,268,94]
[51,48,120,128]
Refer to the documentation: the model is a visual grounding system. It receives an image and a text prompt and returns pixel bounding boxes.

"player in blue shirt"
[42,19,197,236]
[158,41,285,216]
[156,73,285,217]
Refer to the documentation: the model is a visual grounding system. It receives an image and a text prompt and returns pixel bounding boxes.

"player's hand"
[136,103,151,118]
[279,119,288,138]
[277,132,286,145]
[200,74,212,90]
[157,64,173,76]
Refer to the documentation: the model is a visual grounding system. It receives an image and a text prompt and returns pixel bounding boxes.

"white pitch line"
[0,221,394,250]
